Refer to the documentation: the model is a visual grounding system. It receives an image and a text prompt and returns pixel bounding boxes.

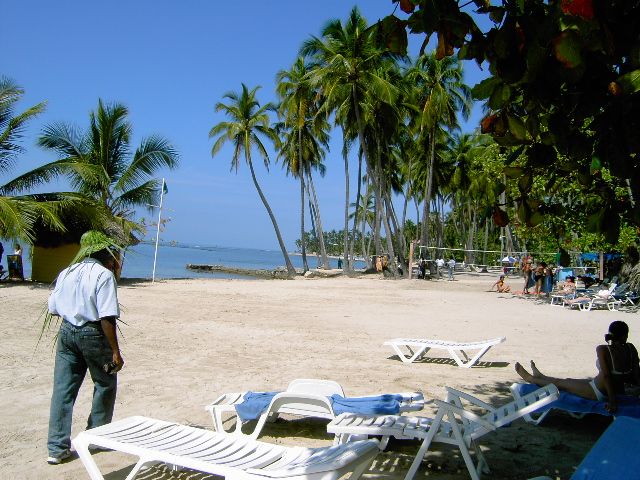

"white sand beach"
[0,274,635,479]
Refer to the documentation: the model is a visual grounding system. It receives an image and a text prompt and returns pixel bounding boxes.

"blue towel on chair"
[235,391,279,422]
[517,383,640,418]
[329,394,404,416]
[235,391,413,422]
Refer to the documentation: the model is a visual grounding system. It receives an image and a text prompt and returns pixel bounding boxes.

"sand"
[0,273,635,480]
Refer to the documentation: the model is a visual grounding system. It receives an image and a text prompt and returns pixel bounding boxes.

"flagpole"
[152,178,165,283]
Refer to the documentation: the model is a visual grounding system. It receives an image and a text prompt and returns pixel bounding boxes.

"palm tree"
[276,57,331,271]
[301,6,397,272]
[3,99,179,244]
[209,84,296,278]
[0,76,78,241]
[404,53,472,249]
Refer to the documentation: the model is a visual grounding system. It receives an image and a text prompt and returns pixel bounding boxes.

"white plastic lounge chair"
[529,416,640,480]
[384,337,506,368]
[510,383,586,425]
[72,415,380,480]
[327,384,559,480]
[206,379,425,440]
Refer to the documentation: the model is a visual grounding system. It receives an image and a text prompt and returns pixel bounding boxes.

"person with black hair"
[515,321,640,414]
[46,232,124,465]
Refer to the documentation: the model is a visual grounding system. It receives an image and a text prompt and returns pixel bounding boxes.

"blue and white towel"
[235,391,424,423]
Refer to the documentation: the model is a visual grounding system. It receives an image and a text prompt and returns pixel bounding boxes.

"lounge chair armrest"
[205,392,245,412]
[433,399,497,432]
[445,387,495,411]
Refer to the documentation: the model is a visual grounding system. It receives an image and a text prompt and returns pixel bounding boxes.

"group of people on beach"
[521,257,554,295]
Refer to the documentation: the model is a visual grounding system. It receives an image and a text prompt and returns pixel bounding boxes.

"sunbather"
[490,275,511,293]
[515,321,640,413]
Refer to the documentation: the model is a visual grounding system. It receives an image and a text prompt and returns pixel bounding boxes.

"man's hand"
[605,402,617,414]
[112,350,124,373]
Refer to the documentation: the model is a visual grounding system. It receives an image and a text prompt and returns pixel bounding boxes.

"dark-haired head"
[90,248,116,271]
[605,321,629,343]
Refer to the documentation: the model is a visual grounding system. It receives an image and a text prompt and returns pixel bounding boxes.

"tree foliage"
[379,0,640,243]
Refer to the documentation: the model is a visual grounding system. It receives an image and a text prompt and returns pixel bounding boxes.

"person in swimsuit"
[491,275,511,293]
[515,321,640,413]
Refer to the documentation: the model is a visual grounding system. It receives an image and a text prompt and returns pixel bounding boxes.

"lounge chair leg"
[447,411,481,480]
[71,437,106,480]
[402,409,446,480]
[124,458,161,480]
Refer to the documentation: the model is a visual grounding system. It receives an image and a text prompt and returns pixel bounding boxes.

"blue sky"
[3,1,488,250]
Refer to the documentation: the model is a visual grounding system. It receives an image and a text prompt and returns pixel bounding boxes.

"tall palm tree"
[0,77,86,241]
[4,99,179,243]
[404,53,472,249]
[276,57,331,271]
[301,6,397,272]
[210,84,296,277]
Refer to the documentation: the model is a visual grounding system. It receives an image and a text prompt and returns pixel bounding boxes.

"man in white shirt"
[436,258,445,278]
[46,232,124,465]
[447,258,456,280]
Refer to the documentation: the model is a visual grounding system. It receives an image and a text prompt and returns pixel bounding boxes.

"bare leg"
[530,361,542,377]
[515,362,597,400]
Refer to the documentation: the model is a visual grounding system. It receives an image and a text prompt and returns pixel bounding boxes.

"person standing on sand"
[522,258,533,294]
[447,257,455,281]
[46,231,124,465]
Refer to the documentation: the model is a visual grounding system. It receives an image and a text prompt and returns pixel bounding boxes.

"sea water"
[13,242,361,280]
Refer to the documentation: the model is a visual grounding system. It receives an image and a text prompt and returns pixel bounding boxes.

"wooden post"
[408,241,415,279]
[599,252,604,281]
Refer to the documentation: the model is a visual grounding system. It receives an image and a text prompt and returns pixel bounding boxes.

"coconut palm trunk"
[420,130,436,249]
[306,171,330,269]
[342,141,352,273]
[299,172,309,272]
[349,149,364,269]
[247,155,296,277]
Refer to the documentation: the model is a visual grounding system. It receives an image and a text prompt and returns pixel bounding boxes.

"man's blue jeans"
[47,321,117,457]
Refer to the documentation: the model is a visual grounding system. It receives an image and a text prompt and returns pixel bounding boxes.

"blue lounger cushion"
[236,391,424,422]
[571,416,640,479]
[516,383,640,418]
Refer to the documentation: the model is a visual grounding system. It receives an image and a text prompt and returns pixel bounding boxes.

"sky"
[3,0,489,251]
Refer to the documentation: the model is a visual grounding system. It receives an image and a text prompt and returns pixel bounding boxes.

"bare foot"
[530,361,542,377]
[515,362,534,383]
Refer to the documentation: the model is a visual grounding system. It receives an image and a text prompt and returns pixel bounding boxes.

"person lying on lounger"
[515,321,640,413]
[490,275,511,293]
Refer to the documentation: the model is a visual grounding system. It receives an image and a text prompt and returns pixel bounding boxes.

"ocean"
[14,242,360,280]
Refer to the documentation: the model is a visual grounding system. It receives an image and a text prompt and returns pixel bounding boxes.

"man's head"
[70,230,123,271]
[90,248,117,271]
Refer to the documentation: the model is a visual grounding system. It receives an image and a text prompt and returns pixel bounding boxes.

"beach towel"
[516,383,640,418]
[235,392,280,422]
[235,391,423,422]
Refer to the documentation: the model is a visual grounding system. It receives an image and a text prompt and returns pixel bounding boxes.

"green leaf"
[489,7,505,23]
[507,114,528,141]
[553,32,583,69]
[518,173,533,192]
[471,77,501,100]
[616,69,640,94]
[505,145,525,165]
[590,156,602,175]
[504,166,523,178]
[528,211,544,227]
